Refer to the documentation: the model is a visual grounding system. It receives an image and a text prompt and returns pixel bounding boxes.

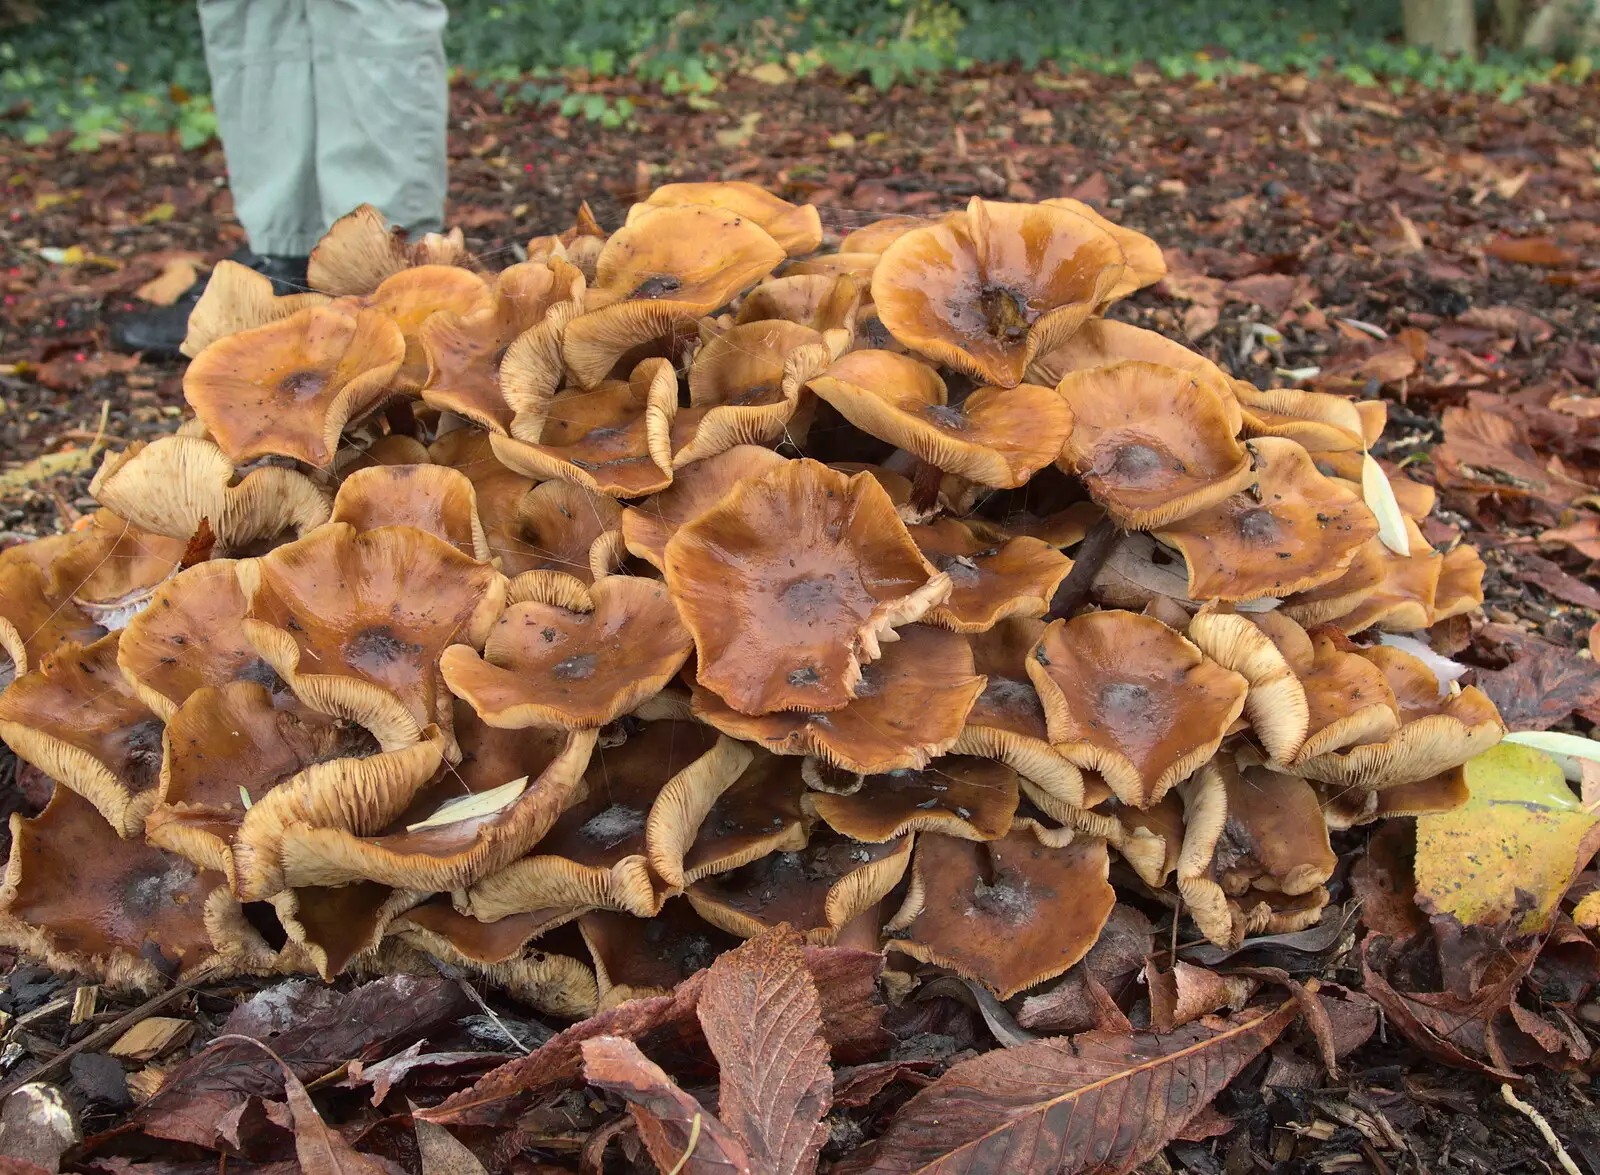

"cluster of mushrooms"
[0,185,1504,1014]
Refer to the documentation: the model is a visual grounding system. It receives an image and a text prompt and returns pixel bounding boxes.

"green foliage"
[0,0,1575,149]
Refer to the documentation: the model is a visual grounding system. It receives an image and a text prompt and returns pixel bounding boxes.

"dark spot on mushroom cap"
[633,274,683,300]
[1234,507,1282,545]
[552,652,598,681]
[345,625,425,674]
[923,404,969,431]
[278,370,328,401]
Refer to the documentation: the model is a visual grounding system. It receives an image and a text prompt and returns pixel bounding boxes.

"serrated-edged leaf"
[405,776,527,832]
[1362,452,1410,556]
[834,1000,1300,1175]
[698,928,831,1175]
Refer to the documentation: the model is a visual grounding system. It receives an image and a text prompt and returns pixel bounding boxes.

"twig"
[1046,515,1121,620]
[1501,1083,1582,1175]
[449,974,531,1055]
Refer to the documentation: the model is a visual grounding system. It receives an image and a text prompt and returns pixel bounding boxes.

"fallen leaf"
[833,1001,1300,1175]
[1519,552,1600,610]
[831,1061,937,1109]
[580,1036,753,1174]
[1456,305,1554,342]
[344,1047,505,1108]
[1359,936,1519,1080]
[698,930,830,1175]
[1433,406,1588,524]
[1146,961,1254,1032]
[413,1118,489,1175]
[747,62,791,85]
[1470,625,1600,731]
[1541,515,1600,559]
[1363,452,1411,556]
[716,112,762,148]
[1484,237,1579,267]
[135,258,199,305]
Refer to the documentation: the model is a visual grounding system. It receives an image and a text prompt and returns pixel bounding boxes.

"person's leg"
[307,0,449,238]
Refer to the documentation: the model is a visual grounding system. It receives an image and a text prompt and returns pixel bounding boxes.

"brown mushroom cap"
[1326,519,1442,635]
[1154,438,1379,601]
[630,183,823,257]
[0,787,230,990]
[564,205,786,386]
[481,476,623,583]
[184,303,406,467]
[1278,539,1387,629]
[491,358,678,498]
[1433,544,1486,621]
[886,826,1114,998]
[238,522,504,746]
[621,445,790,571]
[870,198,1126,388]
[0,633,163,836]
[1233,385,1366,453]
[689,624,983,774]
[44,511,189,632]
[685,828,911,944]
[0,548,105,688]
[808,350,1074,488]
[1212,756,1336,897]
[737,274,861,334]
[1026,610,1248,808]
[1315,450,1435,519]
[356,265,495,390]
[329,464,490,562]
[270,882,424,979]
[909,518,1073,632]
[579,900,743,1009]
[307,204,469,297]
[441,575,691,730]
[664,458,950,715]
[808,755,1020,842]
[1185,605,1309,764]
[1291,626,1401,762]
[1058,362,1254,529]
[465,720,720,920]
[90,434,331,552]
[181,258,332,358]
[1040,198,1166,300]
[644,739,810,889]
[672,321,833,467]
[837,215,934,254]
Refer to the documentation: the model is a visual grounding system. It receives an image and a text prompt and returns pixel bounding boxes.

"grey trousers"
[198,0,449,257]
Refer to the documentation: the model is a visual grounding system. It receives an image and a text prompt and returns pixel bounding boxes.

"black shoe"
[108,249,310,358]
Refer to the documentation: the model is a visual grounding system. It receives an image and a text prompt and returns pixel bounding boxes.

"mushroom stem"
[910,460,943,514]
[1045,516,1122,620]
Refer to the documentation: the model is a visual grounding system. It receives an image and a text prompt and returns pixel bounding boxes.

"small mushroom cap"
[1040,198,1166,300]
[492,358,678,498]
[621,445,790,570]
[809,350,1074,488]
[689,624,984,774]
[357,265,495,390]
[887,826,1115,999]
[89,434,331,551]
[0,551,104,687]
[181,258,332,358]
[1432,543,1486,621]
[46,511,189,631]
[1291,626,1401,762]
[673,321,831,467]
[909,518,1073,632]
[239,522,504,744]
[808,756,1020,842]
[631,183,823,256]
[579,899,743,1009]
[484,477,623,583]
[116,560,276,720]
[1326,519,1442,635]
[0,633,164,836]
[838,215,934,255]
[1213,757,1336,897]
[1234,385,1366,453]
[271,882,423,979]
[1186,604,1310,764]
[1279,539,1388,628]
[1058,362,1254,529]
[441,576,691,730]
[1026,610,1248,808]
[307,204,469,296]
[1155,438,1379,601]
[645,739,810,889]
[685,829,911,944]
[0,786,224,990]
[465,720,719,920]
[1027,317,1235,424]
[183,303,406,467]
[870,198,1126,387]
[784,252,881,281]
[664,458,950,715]
[330,464,490,562]
[1371,766,1470,818]
[737,274,861,333]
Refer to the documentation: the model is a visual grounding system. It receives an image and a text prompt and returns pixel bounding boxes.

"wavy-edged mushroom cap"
[621,446,789,571]
[354,265,495,391]
[420,258,585,432]
[1041,197,1166,300]
[0,548,104,688]
[527,201,609,277]
[144,681,382,872]
[1212,756,1336,897]
[674,321,833,468]
[909,517,1073,632]
[465,720,719,920]
[1027,610,1247,808]
[579,900,743,1010]
[1155,438,1379,602]
[307,204,469,296]
[271,882,424,979]
[1020,777,1176,890]
[116,560,279,720]
[564,205,786,387]
[1171,762,1240,947]
[809,350,1074,489]
[950,617,1085,807]
[1058,362,1254,529]
[329,464,490,562]
[181,258,332,358]
[44,511,189,633]
[685,828,911,944]
[665,458,950,715]
[0,787,231,990]
[1287,625,1401,762]
[441,575,690,730]
[838,215,933,255]
[276,709,597,893]
[737,274,861,335]
[1314,450,1435,519]
[492,358,678,498]
[1324,520,1442,635]
[1185,604,1309,764]
[808,756,1019,842]
[1290,643,1503,790]
[644,739,810,890]
[392,898,597,1015]
[631,183,822,257]
[89,434,331,553]
[1233,385,1366,453]
[689,624,983,775]
[0,634,163,836]
[481,476,623,584]
[871,198,1126,388]
[1433,544,1486,622]
[238,522,504,745]
[1278,538,1387,629]
[184,304,405,467]
[886,826,1114,999]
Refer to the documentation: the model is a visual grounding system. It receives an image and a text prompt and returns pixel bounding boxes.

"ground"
[1,65,1600,1174]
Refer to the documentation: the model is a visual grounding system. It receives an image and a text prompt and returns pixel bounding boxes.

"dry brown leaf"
[1145,961,1254,1032]
[414,1118,490,1175]
[834,1000,1300,1175]
[135,257,201,305]
[1484,237,1579,268]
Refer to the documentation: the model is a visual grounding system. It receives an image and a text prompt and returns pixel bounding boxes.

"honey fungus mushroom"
[620,445,789,571]
[663,458,951,716]
[807,756,1020,843]
[629,182,823,257]
[329,465,490,562]
[306,203,470,297]
[908,518,1073,632]
[0,543,105,688]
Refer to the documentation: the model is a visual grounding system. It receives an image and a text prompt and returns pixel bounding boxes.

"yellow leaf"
[140,202,176,224]
[1415,742,1600,935]
[827,131,857,150]
[405,776,527,832]
[747,62,791,85]
[135,257,200,305]
[714,112,762,148]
